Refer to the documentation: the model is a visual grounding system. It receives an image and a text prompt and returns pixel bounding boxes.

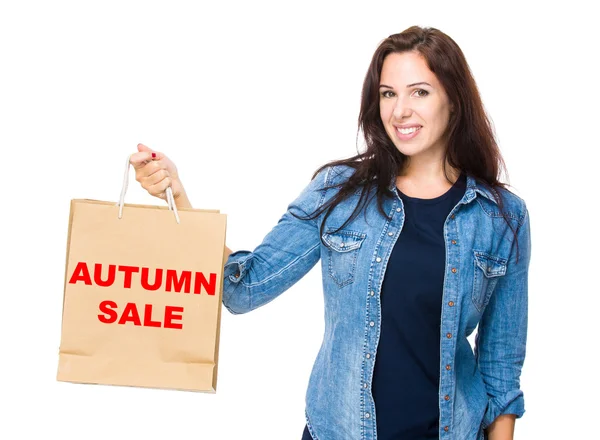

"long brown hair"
[294,26,521,261]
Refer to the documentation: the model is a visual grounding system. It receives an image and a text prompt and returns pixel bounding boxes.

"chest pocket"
[472,251,507,312]
[322,229,366,288]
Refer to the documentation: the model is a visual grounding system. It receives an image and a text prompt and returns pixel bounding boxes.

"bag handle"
[117,155,181,224]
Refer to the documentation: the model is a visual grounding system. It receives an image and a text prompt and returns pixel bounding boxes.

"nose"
[392,96,413,119]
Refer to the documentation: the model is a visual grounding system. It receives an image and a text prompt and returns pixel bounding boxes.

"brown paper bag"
[57,159,226,392]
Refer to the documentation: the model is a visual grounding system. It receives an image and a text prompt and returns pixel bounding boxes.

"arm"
[220,167,331,314]
[158,145,333,314]
[475,205,532,434]
[486,414,516,440]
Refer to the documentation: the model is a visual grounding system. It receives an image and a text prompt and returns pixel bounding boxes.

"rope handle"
[116,154,180,224]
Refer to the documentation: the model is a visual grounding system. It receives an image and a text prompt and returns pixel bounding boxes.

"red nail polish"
[151,153,156,158]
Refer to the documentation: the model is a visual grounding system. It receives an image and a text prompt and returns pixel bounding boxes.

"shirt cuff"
[482,390,525,429]
[223,250,253,283]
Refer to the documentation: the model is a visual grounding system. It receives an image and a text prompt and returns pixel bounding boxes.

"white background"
[1,1,598,439]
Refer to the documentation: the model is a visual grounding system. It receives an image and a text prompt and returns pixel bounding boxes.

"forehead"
[380,51,438,86]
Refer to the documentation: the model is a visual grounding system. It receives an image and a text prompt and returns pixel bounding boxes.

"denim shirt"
[222,165,531,440]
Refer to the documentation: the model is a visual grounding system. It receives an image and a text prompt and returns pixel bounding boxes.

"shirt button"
[396,207,402,212]
[446,333,452,339]
[369,321,375,327]
[364,383,368,389]
[451,268,457,273]
[444,395,450,401]
[451,239,457,245]
[444,426,449,432]
[376,257,382,262]
[448,301,454,307]
[446,364,451,371]
[388,231,394,236]
[370,291,375,296]
[234,272,240,278]
[340,242,345,248]
[365,412,371,419]
[450,214,455,219]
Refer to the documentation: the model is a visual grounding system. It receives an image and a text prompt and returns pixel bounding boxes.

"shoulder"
[312,163,358,187]
[499,187,528,224]
[470,175,528,227]
[490,185,529,228]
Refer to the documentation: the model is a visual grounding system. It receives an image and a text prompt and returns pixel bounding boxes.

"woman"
[130,26,531,440]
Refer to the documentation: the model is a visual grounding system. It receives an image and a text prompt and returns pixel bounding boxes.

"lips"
[394,125,422,141]
[396,126,421,135]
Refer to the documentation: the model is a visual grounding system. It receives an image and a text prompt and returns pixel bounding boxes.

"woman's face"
[379,51,453,162]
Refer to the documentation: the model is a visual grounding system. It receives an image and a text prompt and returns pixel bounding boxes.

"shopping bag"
[56,156,227,392]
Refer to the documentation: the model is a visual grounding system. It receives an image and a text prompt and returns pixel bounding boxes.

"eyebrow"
[379,82,432,89]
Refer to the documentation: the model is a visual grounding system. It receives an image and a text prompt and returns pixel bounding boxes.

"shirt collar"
[387,173,499,206]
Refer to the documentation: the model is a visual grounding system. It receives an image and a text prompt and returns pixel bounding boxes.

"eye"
[380,90,395,98]
[413,89,429,97]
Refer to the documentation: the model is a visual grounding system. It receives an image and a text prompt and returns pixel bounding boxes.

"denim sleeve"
[221,167,331,314]
[475,205,531,429]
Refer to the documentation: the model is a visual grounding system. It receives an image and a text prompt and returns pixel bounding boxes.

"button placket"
[440,208,461,435]
[362,207,403,429]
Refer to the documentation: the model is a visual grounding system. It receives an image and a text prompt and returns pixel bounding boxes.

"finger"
[141,159,167,179]
[137,143,166,160]
[147,176,172,198]
[130,151,155,169]
[134,163,165,184]
[137,143,152,153]
[140,169,169,187]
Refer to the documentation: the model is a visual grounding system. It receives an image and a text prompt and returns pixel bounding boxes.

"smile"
[396,126,421,135]
[394,125,422,140]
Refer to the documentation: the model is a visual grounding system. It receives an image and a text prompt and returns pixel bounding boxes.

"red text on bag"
[98,301,183,329]
[68,262,217,295]
[68,262,219,330]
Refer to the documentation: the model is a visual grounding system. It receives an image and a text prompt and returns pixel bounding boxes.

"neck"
[398,158,461,185]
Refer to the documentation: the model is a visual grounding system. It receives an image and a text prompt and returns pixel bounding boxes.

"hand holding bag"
[56,156,227,392]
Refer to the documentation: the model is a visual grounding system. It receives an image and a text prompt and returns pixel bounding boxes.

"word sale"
[99,301,183,329]
[68,262,219,330]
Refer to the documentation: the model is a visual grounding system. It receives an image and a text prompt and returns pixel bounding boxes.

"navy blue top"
[370,172,467,440]
[301,173,467,440]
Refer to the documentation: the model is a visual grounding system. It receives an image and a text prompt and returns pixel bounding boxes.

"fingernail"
[151,153,156,158]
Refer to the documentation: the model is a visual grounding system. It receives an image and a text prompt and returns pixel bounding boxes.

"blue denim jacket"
[222,165,531,440]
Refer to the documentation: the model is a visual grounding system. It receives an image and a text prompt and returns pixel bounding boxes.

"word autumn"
[68,262,219,330]
[68,262,217,295]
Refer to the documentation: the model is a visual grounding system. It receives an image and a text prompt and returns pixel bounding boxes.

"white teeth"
[397,126,420,135]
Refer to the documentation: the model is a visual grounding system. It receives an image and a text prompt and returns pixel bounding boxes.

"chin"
[393,143,426,157]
